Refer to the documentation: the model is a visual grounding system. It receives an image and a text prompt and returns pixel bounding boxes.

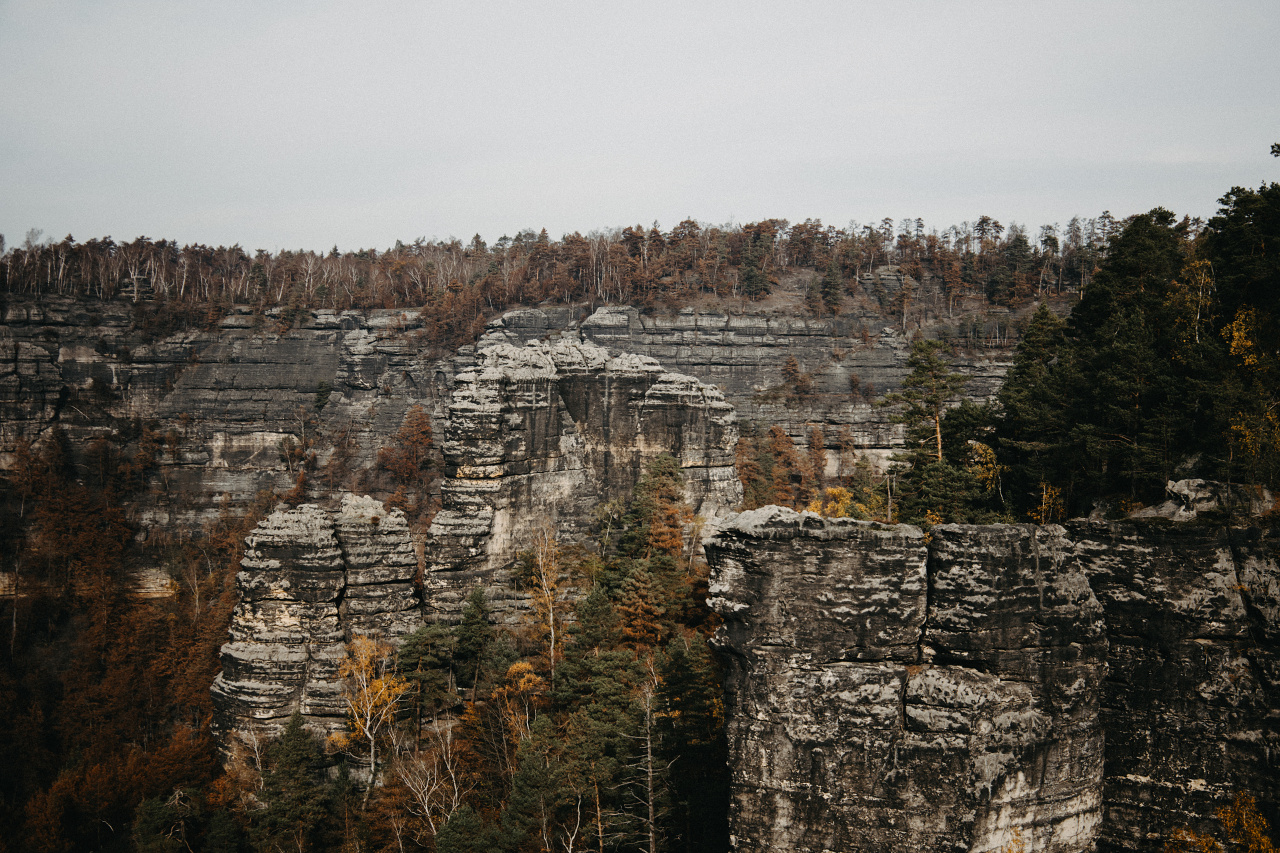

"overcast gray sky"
[2,1,1278,251]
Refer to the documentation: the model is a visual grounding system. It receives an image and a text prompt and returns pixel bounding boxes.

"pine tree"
[820,254,844,314]
[881,339,970,464]
[252,713,332,853]
[454,588,494,694]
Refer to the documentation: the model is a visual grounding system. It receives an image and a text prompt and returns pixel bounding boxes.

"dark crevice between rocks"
[1227,534,1279,699]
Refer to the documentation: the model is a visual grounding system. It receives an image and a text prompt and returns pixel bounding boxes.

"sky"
[2,1,1278,252]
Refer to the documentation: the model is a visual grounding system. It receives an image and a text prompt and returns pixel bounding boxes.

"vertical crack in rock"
[708,511,1106,853]
[211,498,422,747]
[1069,520,1280,852]
[710,508,1278,853]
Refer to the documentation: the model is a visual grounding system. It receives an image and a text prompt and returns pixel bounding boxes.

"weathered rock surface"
[211,495,421,744]
[707,508,1106,852]
[0,298,446,536]
[1,295,1017,544]
[1068,520,1280,852]
[708,507,1279,852]
[491,303,1016,470]
[427,338,741,622]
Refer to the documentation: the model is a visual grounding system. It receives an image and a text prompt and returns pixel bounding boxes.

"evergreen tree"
[739,233,770,299]
[397,621,457,741]
[820,255,844,314]
[881,339,970,464]
[996,304,1068,513]
[994,209,1210,515]
[1203,183,1280,488]
[251,713,332,853]
[435,805,502,853]
[454,588,495,694]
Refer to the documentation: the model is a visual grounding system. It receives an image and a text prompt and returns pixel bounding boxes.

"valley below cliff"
[1,282,1276,853]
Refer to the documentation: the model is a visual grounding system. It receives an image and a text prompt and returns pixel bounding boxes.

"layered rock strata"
[427,338,741,622]
[0,298,445,536]
[211,495,420,744]
[708,507,1280,852]
[1,295,1017,543]
[490,303,1017,470]
[707,508,1106,853]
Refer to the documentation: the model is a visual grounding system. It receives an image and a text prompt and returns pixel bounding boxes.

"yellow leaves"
[1216,792,1277,853]
[1165,827,1224,853]
[1224,306,1262,368]
[1165,791,1275,853]
[335,636,409,749]
[967,440,1004,494]
[493,661,547,742]
[501,660,545,696]
[1167,257,1216,354]
[1028,482,1064,525]
[806,485,882,520]
[1000,828,1027,853]
[1229,409,1280,476]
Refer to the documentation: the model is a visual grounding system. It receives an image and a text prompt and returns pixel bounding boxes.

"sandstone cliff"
[426,337,741,622]
[0,296,1015,551]
[706,507,1279,853]
[0,297,445,538]
[707,508,1106,853]
[490,303,1015,471]
[211,495,420,744]
[1068,519,1280,852]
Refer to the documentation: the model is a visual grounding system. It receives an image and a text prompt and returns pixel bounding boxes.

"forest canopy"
[2,183,1279,851]
[3,212,1113,351]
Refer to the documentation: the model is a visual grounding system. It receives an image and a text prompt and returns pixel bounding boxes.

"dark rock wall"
[707,508,1279,853]
[1068,521,1280,852]
[0,299,446,535]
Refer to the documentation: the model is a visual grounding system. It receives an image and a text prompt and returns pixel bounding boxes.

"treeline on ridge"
[736,184,1280,524]
[3,212,1117,350]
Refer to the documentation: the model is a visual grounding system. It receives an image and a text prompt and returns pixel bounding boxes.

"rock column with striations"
[211,497,422,745]
[426,338,741,622]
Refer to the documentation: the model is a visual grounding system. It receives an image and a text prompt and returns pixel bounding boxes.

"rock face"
[0,298,446,536]
[427,338,741,622]
[708,507,1280,853]
[1068,520,1280,852]
[211,495,420,744]
[707,508,1106,852]
[489,304,1017,471]
[1,296,1018,545]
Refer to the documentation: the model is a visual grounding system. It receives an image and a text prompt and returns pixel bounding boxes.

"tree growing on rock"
[252,713,333,853]
[330,636,410,805]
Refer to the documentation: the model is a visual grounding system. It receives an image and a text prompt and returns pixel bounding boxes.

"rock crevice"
[707,507,1277,853]
[211,495,421,744]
